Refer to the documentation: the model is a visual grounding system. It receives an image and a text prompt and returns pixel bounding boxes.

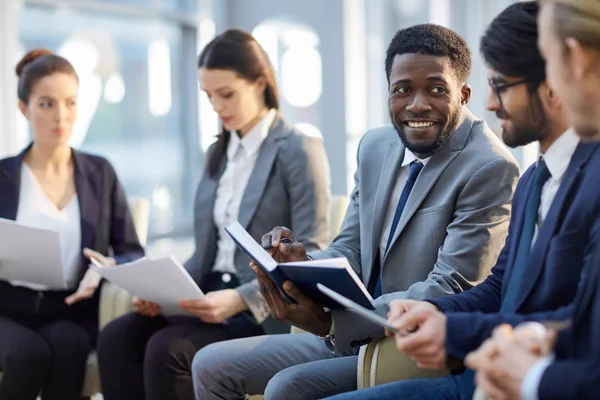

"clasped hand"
[385,299,448,370]
[464,323,557,400]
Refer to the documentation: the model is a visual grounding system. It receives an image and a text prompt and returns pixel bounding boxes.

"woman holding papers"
[0,49,144,400]
[97,29,331,400]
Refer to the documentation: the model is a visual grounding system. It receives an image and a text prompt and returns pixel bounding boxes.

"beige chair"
[356,336,449,389]
[81,196,150,397]
[329,194,349,244]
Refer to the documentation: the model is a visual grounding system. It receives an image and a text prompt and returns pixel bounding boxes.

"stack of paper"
[0,217,66,289]
[90,256,204,315]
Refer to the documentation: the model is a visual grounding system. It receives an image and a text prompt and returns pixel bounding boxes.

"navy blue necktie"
[500,159,551,312]
[373,161,424,298]
[458,160,551,400]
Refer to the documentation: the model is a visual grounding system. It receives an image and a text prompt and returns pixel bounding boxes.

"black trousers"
[0,281,96,400]
[97,272,265,400]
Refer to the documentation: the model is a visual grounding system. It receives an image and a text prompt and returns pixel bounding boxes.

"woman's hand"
[83,248,116,268]
[132,297,161,317]
[179,289,248,324]
[64,248,116,305]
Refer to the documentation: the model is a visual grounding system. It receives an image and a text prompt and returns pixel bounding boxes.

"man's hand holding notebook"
[225,222,374,336]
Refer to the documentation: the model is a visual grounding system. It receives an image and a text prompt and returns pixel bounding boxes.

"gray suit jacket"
[185,115,331,333]
[310,108,520,352]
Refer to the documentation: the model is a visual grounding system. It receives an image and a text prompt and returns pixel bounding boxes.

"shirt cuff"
[520,356,554,400]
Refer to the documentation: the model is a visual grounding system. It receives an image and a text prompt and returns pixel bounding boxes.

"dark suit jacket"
[184,114,331,333]
[536,228,600,400]
[0,146,144,289]
[430,142,600,361]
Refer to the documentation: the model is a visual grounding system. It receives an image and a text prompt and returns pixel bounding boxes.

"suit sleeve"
[438,170,600,360]
[308,135,365,274]
[537,358,600,400]
[236,135,332,324]
[107,162,145,264]
[330,156,520,352]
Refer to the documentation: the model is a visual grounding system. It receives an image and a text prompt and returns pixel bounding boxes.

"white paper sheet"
[0,218,66,288]
[90,255,204,315]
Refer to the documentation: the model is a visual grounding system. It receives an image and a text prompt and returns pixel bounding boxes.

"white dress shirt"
[533,128,580,244]
[378,149,430,264]
[10,163,81,290]
[519,128,580,400]
[212,109,277,274]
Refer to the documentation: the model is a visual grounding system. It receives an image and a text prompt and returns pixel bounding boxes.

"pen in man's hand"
[262,237,292,250]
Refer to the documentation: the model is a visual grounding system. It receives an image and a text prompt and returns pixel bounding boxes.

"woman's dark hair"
[198,29,279,178]
[16,48,78,104]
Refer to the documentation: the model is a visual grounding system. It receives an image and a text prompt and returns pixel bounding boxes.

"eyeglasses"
[488,78,528,108]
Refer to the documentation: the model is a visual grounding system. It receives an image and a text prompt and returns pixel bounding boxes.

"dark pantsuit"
[97,272,265,400]
[0,282,96,400]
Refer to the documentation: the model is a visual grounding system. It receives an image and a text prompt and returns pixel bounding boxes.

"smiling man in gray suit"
[191,24,520,400]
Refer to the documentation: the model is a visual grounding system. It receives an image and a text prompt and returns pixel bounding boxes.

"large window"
[18,0,200,241]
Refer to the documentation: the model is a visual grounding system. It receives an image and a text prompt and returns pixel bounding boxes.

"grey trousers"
[192,333,358,400]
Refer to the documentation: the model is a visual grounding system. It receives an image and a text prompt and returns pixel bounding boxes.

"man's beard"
[391,110,460,157]
[500,94,550,148]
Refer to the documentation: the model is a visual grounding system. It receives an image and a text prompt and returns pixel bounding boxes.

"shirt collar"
[227,109,277,160]
[401,148,431,167]
[541,128,579,181]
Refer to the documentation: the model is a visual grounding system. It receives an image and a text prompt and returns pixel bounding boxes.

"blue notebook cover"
[225,222,374,310]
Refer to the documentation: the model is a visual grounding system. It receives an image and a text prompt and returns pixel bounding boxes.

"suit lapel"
[0,151,24,220]
[72,151,102,281]
[368,139,404,272]
[237,116,286,230]
[514,143,599,310]
[383,109,474,262]
[500,172,533,295]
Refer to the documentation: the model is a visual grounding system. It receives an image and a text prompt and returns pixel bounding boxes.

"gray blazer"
[185,115,331,333]
[310,108,520,351]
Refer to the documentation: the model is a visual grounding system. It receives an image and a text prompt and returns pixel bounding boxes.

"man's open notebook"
[225,221,374,310]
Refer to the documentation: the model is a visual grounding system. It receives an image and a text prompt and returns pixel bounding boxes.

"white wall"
[0,0,20,158]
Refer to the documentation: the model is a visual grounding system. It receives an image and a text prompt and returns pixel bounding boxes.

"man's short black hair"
[480,1,545,92]
[385,23,472,84]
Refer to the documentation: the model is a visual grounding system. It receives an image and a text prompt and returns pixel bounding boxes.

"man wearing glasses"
[321,2,600,399]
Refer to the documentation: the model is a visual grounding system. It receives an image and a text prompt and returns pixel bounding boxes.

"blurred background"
[0,0,536,262]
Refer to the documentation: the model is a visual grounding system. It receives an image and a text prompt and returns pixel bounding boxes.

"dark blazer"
[536,224,600,400]
[184,114,331,333]
[430,142,600,361]
[0,146,144,289]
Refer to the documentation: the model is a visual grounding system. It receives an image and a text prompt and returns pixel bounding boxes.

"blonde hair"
[542,0,600,49]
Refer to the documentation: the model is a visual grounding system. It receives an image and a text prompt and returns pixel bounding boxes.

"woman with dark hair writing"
[0,49,144,400]
[97,29,332,400]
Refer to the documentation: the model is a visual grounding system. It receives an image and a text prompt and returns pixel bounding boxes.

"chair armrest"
[357,340,377,389]
[99,282,134,330]
[357,336,450,388]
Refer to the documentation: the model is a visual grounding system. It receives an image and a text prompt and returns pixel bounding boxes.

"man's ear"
[460,84,472,105]
[566,37,594,81]
[18,100,29,120]
[547,85,562,109]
